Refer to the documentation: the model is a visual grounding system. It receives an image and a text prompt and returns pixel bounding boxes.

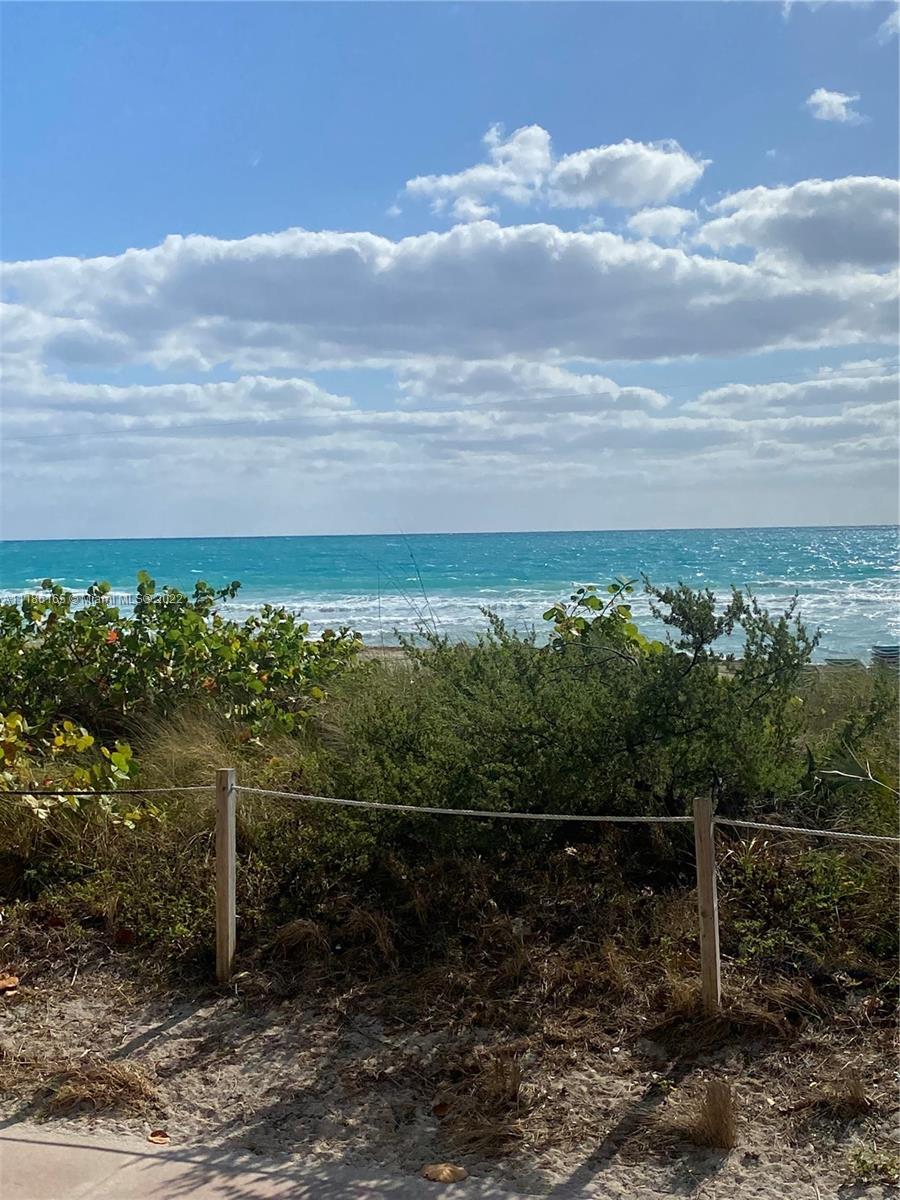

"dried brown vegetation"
[675,1079,738,1150]
[43,1059,158,1117]
[0,1039,159,1120]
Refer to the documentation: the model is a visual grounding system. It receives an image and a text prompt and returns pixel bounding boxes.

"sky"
[1,0,898,539]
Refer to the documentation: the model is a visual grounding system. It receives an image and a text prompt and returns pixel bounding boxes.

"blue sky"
[1,1,898,537]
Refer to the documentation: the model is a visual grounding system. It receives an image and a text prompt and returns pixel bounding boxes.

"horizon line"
[2,521,898,546]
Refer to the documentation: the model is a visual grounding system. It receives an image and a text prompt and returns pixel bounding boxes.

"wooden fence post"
[215,767,237,984]
[692,794,722,1014]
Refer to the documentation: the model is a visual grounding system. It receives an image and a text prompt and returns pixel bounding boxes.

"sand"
[1,966,897,1199]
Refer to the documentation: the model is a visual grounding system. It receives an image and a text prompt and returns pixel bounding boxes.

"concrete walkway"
[0,1125,524,1200]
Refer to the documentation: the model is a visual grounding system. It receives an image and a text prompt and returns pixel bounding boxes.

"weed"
[41,1059,158,1116]
[676,1079,737,1150]
[440,1042,536,1154]
[846,1141,900,1185]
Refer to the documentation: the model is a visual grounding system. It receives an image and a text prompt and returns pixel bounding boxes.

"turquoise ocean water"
[1,527,897,659]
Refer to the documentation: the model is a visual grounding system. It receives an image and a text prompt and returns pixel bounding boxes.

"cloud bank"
[2,127,897,535]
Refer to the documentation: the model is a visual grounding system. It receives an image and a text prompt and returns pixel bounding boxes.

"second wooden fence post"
[216,767,237,984]
[692,794,722,1014]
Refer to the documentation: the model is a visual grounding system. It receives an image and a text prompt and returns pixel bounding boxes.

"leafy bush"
[320,579,823,848]
[719,838,898,966]
[0,710,139,823]
[0,574,361,736]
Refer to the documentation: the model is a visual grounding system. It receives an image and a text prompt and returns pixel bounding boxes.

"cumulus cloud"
[4,212,895,378]
[805,87,865,124]
[626,206,697,240]
[404,124,552,219]
[548,141,707,208]
[6,362,893,476]
[403,124,707,217]
[4,353,895,537]
[815,356,897,378]
[3,148,897,536]
[697,176,899,271]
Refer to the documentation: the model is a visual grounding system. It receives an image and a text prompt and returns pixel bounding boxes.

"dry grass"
[800,1065,874,1118]
[272,917,330,957]
[439,1042,537,1154]
[823,1067,872,1116]
[339,906,399,966]
[133,708,238,788]
[647,974,831,1053]
[42,1058,158,1116]
[600,938,631,996]
[676,1080,738,1150]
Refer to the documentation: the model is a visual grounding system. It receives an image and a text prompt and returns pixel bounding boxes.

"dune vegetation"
[0,572,895,980]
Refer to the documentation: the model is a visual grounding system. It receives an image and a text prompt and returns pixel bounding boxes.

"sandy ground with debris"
[1,969,897,1199]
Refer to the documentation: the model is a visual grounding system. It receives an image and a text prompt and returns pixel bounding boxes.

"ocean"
[1,526,897,660]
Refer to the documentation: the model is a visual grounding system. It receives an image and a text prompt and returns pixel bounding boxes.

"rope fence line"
[237,785,900,843]
[234,785,694,823]
[3,770,897,1013]
[2,781,896,845]
[714,817,900,846]
[222,777,898,1012]
[0,785,213,797]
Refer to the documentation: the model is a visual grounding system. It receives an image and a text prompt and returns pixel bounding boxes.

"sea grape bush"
[0,710,142,825]
[0,574,362,736]
[542,577,661,655]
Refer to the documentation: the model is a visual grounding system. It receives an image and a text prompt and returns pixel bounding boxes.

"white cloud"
[6,362,893,477]
[697,176,899,271]
[685,364,900,417]
[815,356,897,378]
[4,209,895,379]
[805,87,865,124]
[404,124,551,218]
[877,6,899,42]
[4,354,895,538]
[395,359,669,412]
[403,125,707,217]
[548,140,707,208]
[626,206,697,240]
[4,149,898,537]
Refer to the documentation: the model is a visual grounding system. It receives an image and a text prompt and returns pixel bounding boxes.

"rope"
[714,817,900,847]
[3,781,892,844]
[235,786,695,824]
[0,786,213,797]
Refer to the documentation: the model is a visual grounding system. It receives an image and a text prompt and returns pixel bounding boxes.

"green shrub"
[0,575,361,737]
[719,838,898,966]
[320,580,823,845]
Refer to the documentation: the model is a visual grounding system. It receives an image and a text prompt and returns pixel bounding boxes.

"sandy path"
[1,973,897,1199]
[1,1125,522,1200]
